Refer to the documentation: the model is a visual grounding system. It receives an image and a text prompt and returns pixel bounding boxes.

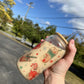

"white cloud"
[50,5,54,8]
[16,0,23,4]
[34,17,50,25]
[45,21,50,25]
[48,0,84,33]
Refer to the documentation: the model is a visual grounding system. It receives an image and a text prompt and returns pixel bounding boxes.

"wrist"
[44,72,65,84]
[51,75,65,84]
[50,70,65,79]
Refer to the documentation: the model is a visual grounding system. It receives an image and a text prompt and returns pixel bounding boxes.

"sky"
[7,0,84,35]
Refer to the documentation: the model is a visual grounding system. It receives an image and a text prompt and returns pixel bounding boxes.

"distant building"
[6,23,13,31]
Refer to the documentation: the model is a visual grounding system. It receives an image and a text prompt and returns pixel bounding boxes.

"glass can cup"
[17,32,68,80]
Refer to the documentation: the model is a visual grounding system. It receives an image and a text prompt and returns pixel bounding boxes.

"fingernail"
[41,39,44,42]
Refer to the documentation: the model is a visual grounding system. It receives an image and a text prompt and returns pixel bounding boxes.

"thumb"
[64,39,77,66]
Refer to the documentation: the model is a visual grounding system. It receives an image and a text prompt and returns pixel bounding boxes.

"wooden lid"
[56,32,68,44]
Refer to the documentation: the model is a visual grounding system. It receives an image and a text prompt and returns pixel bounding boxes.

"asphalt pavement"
[0,33,44,84]
[0,32,69,84]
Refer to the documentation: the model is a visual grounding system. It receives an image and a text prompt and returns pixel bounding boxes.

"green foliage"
[21,19,56,47]
[0,0,15,30]
[75,41,84,63]
[7,9,13,18]
[12,15,57,47]
[45,25,56,35]
[21,20,41,47]
[40,25,56,39]
[12,15,22,36]
[40,29,46,39]
[3,0,16,8]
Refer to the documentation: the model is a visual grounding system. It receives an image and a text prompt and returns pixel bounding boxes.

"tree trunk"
[15,33,18,37]
[31,41,34,48]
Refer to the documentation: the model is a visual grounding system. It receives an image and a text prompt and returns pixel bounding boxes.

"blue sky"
[11,0,84,35]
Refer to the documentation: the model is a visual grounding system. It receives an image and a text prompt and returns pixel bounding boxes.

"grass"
[5,31,15,36]
[65,71,84,84]
[66,60,84,84]
[26,38,32,43]
[73,60,84,69]
[5,31,38,47]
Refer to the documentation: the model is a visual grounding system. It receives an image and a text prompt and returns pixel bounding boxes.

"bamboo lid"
[56,32,68,44]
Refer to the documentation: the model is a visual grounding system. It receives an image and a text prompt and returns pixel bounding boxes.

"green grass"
[73,60,84,69]
[66,60,84,84]
[65,71,84,84]
[26,38,32,43]
[5,31,15,36]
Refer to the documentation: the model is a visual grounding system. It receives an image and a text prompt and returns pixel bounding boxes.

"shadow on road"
[69,64,84,80]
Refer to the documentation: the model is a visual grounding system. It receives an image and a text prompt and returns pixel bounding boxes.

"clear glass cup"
[17,32,68,80]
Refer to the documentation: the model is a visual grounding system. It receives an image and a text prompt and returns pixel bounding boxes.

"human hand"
[43,39,77,84]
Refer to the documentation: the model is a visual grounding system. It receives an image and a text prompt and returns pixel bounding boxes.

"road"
[0,33,44,84]
[0,33,69,84]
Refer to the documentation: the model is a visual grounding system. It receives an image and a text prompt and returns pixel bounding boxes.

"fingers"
[40,36,49,42]
[43,69,50,79]
[64,39,77,66]
[41,39,45,42]
[46,36,49,38]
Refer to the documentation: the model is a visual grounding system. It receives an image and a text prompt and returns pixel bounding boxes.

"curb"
[0,30,31,49]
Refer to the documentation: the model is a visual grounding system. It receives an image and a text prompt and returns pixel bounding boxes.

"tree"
[7,8,13,18]
[74,34,84,63]
[0,0,15,26]
[22,20,41,47]
[25,19,33,25]
[24,27,41,48]
[13,16,57,48]
[45,25,56,35]
[40,29,46,39]
[3,0,16,9]
[34,23,41,33]
[12,15,22,36]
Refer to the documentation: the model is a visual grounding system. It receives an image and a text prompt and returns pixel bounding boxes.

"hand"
[43,39,77,84]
